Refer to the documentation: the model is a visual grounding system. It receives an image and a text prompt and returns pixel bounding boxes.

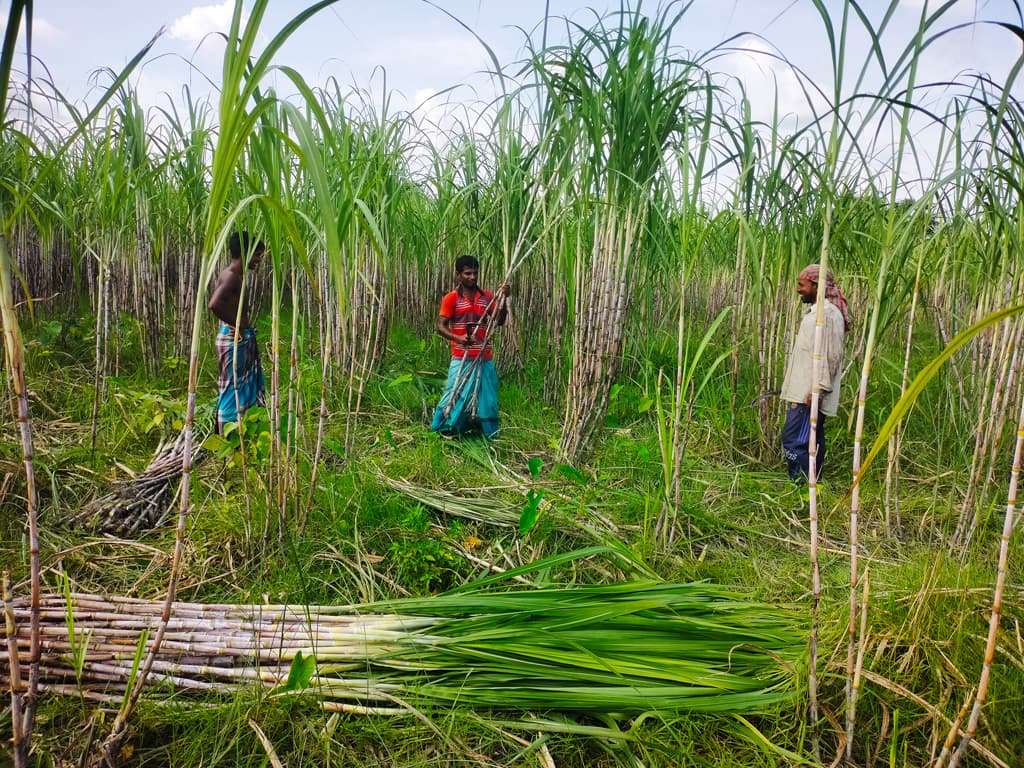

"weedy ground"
[2,314,1023,768]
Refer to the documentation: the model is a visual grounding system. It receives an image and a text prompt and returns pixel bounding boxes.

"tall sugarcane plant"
[525,4,711,463]
[0,3,161,764]
[91,2,341,764]
[0,14,37,765]
[153,87,214,363]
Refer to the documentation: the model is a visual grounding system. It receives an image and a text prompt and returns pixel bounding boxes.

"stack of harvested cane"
[2,579,801,716]
[380,475,620,541]
[68,428,207,535]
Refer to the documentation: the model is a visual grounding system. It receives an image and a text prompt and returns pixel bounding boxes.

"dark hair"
[229,231,265,260]
[454,254,479,273]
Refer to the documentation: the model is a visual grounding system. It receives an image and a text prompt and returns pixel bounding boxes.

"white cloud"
[169,1,238,45]
[31,17,64,44]
[0,7,65,44]
[412,87,439,111]
[721,36,817,128]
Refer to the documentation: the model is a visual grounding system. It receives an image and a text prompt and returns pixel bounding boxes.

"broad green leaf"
[274,650,315,694]
[201,434,229,452]
[527,456,543,478]
[520,489,544,536]
[556,463,587,484]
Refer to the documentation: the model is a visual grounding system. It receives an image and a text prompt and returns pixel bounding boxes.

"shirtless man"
[207,232,266,435]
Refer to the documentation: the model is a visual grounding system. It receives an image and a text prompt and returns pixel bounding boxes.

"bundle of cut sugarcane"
[68,428,207,536]
[380,475,619,540]
[1,574,802,717]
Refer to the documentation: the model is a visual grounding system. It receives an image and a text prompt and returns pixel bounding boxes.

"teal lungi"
[431,356,499,439]
[216,324,265,434]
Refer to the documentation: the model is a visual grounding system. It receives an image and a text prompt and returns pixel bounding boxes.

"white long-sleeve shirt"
[780,300,846,417]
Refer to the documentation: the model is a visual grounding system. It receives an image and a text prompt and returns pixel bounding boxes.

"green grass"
[3,315,1022,767]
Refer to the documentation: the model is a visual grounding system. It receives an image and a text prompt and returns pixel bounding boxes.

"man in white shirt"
[779,264,850,482]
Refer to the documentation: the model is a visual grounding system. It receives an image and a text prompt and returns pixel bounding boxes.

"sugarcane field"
[3,0,1024,766]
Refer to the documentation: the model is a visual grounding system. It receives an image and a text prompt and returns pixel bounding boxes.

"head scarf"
[799,264,850,331]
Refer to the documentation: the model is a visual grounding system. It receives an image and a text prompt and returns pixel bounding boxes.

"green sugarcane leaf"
[119,627,150,718]
[730,715,816,764]
[527,456,543,478]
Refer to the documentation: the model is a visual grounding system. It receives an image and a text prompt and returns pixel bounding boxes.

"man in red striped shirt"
[431,255,510,438]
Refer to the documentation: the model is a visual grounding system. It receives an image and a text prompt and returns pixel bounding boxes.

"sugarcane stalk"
[955,322,1006,548]
[561,205,637,463]
[884,251,924,537]
[729,216,746,457]
[934,278,972,415]
[3,572,27,766]
[277,247,301,537]
[935,689,975,768]
[301,268,331,529]
[983,317,1024,489]
[666,252,689,547]
[0,228,41,768]
[844,374,868,754]
[89,244,107,455]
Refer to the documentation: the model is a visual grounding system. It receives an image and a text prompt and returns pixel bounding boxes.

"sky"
[3,0,1023,185]
[6,2,1019,111]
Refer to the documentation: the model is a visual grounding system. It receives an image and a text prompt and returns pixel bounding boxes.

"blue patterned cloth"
[431,356,500,439]
[215,324,265,434]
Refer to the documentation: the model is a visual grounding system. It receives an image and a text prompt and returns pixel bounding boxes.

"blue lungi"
[431,356,500,439]
[216,324,265,434]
